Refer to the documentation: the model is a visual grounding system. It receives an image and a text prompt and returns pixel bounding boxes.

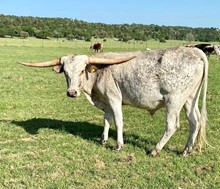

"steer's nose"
[67,90,78,97]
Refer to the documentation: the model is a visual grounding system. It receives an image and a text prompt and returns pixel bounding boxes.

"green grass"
[0,38,220,188]
[0,37,190,51]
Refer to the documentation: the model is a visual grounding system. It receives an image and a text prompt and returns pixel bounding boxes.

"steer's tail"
[198,54,209,151]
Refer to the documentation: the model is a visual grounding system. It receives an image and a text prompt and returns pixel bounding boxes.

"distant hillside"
[0,14,219,42]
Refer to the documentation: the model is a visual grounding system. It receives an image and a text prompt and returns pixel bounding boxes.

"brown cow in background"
[90,42,104,53]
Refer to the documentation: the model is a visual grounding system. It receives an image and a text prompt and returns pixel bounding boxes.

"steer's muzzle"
[67,90,78,98]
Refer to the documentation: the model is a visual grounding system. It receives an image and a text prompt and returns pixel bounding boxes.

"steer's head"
[58,55,89,97]
[18,54,136,98]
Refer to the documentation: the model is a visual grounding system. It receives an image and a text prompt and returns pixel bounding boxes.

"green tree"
[186,33,195,43]
[20,31,29,39]
[66,34,75,41]
[53,30,61,39]
[0,28,7,37]
[35,30,49,39]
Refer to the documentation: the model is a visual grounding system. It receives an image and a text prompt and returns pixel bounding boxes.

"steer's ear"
[86,64,97,73]
[52,65,63,73]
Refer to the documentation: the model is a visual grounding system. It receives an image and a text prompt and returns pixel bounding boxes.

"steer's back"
[98,47,207,110]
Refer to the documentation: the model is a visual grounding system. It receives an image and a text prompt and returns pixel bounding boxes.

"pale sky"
[0,0,219,28]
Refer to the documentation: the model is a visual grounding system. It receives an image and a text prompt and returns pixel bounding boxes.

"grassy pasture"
[0,38,220,188]
[0,37,189,51]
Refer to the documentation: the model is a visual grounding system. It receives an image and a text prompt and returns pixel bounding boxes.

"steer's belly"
[122,91,164,110]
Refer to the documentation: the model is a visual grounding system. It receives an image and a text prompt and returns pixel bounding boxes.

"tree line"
[0,14,219,42]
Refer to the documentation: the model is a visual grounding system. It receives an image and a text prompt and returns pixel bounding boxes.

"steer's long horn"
[88,56,136,65]
[17,59,61,67]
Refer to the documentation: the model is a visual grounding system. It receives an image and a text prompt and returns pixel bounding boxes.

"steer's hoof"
[100,135,107,145]
[114,143,123,151]
[100,139,107,145]
[182,149,191,157]
[150,149,160,157]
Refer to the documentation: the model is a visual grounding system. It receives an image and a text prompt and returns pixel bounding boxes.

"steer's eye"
[79,70,84,76]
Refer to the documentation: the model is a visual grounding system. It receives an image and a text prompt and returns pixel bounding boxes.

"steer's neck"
[81,71,97,96]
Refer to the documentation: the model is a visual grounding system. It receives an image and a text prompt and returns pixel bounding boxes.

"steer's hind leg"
[183,98,201,156]
[151,105,181,157]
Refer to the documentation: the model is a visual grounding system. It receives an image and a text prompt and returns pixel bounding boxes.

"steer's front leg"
[110,101,124,151]
[101,111,113,144]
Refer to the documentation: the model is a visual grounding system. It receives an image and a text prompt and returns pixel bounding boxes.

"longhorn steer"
[18,46,208,156]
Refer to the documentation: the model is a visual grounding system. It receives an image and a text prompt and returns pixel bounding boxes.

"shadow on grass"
[12,118,157,152]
